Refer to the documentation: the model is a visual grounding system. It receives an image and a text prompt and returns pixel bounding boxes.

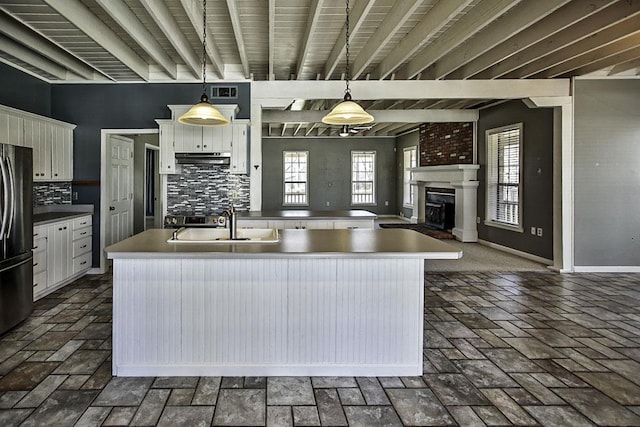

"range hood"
[175,152,231,165]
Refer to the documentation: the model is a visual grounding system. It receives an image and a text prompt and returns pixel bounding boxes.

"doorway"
[144,144,160,229]
[99,129,159,273]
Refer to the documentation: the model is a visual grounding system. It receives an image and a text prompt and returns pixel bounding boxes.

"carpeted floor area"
[378,223,455,239]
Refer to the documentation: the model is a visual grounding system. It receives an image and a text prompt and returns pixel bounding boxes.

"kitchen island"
[106,228,461,377]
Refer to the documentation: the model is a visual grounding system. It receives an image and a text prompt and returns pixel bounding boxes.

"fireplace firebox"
[425,188,455,230]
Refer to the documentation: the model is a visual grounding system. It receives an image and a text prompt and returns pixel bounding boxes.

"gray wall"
[395,130,420,219]
[574,79,640,267]
[477,100,554,260]
[0,62,51,117]
[262,137,397,214]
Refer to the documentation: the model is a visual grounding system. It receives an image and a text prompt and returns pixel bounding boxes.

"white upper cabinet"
[1,104,75,182]
[168,104,238,154]
[156,120,177,174]
[231,120,249,174]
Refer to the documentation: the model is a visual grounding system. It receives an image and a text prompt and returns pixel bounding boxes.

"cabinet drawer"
[33,250,47,274]
[73,253,92,274]
[73,227,92,241]
[73,236,92,257]
[73,216,92,230]
[33,236,47,252]
[33,271,47,296]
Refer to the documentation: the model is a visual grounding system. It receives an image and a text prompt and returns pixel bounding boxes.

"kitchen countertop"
[34,211,92,226]
[237,210,377,219]
[105,228,462,260]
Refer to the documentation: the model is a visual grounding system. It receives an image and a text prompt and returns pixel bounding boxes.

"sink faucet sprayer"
[222,206,237,240]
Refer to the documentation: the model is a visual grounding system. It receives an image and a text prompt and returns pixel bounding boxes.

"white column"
[452,181,479,242]
[410,181,425,223]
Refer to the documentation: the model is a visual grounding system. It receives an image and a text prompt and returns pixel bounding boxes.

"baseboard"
[477,239,553,266]
[87,268,103,275]
[377,215,411,222]
[573,266,640,273]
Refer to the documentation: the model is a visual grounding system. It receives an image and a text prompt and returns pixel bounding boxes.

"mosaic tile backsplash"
[166,164,250,215]
[33,182,72,206]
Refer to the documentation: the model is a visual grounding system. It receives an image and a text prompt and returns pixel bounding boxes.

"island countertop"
[105,228,462,260]
[237,209,377,219]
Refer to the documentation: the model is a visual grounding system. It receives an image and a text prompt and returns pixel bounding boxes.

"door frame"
[99,129,158,274]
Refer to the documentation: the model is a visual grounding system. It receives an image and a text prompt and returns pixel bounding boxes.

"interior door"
[107,135,134,246]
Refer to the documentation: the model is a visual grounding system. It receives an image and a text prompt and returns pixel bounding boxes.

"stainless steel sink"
[167,228,279,243]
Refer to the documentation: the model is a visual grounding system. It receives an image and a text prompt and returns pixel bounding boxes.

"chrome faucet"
[221,206,237,239]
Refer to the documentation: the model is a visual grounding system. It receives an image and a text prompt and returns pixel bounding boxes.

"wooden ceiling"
[1,0,639,136]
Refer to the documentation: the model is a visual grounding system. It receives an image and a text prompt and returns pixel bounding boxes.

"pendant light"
[322,0,373,126]
[179,0,229,126]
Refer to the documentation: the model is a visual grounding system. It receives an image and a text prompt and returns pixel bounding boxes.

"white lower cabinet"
[33,215,93,301]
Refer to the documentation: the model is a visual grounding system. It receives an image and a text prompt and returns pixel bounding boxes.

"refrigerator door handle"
[5,157,15,238]
[0,156,10,240]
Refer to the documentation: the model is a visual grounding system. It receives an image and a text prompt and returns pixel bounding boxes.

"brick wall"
[419,122,473,166]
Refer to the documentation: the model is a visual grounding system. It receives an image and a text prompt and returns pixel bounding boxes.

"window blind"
[283,151,308,205]
[486,125,521,227]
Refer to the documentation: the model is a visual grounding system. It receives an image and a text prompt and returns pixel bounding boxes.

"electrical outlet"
[477,216,480,224]
[73,191,78,201]
[326,201,330,207]
[537,227,543,237]
[531,227,536,235]
[385,201,389,206]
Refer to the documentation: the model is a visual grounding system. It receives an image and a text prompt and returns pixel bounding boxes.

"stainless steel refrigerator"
[0,143,33,335]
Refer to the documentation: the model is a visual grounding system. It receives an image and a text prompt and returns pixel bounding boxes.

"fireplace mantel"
[410,164,479,242]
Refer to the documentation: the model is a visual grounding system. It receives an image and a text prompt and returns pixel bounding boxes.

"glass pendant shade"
[178,94,230,126]
[322,93,374,125]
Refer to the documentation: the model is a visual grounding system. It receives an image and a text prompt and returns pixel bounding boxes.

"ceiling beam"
[94,0,177,79]
[395,0,520,80]
[0,34,67,79]
[262,109,478,123]
[296,0,324,79]
[43,0,149,80]
[350,0,423,80]
[139,0,200,79]
[516,18,640,78]
[446,0,613,79]
[0,11,98,80]
[253,79,571,100]
[559,43,640,77]
[323,0,373,80]
[374,0,472,80]
[475,0,640,79]
[180,0,224,79]
[424,0,570,80]
[226,0,250,78]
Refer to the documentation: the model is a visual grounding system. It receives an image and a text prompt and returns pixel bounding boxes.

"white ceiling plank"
[180,0,224,79]
[448,0,614,79]
[93,0,177,80]
[43,0,149,80]
[296,0,324,80]
[608,58,640,75]
[425,0,571,80]
[375,0,473,80]
[514,17,640,78]
[567,44,640,77]
[350,0,423,80]
[397,0,520,80]
[262,109,479,123]
[323,0,374,80]
[0,34,67,79]
[476,0,640,79]
[226,0,250,78]
[139,0,200,79]
[0,12,97,80]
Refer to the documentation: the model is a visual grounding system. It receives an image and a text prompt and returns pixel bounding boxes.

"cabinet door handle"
[63,226,67,230]
[33,262,38,267]
[80,261,87,265]
[80,232,87,235]
[81,245,87,249]
[33,283,38,288]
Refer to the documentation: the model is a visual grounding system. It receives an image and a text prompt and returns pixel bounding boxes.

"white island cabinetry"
[106,228,462,377]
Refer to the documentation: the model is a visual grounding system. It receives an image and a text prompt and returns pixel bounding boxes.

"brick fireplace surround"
[410,164,479,242]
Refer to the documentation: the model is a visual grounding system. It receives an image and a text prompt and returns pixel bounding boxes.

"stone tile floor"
[1,270,640,426]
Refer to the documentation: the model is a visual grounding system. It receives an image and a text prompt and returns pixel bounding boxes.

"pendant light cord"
[344,0,350,96]
[201,0,207,96]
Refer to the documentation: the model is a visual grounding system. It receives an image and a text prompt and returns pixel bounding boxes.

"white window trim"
[283,150,309,206]
[350,150,376,206]
[403,146,417,208]
[484,123,524,233]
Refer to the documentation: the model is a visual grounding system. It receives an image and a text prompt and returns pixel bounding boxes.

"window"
[283,151,308,205]
[351,151,376,205]
[485,123,523,231]
[403,147,417,207]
